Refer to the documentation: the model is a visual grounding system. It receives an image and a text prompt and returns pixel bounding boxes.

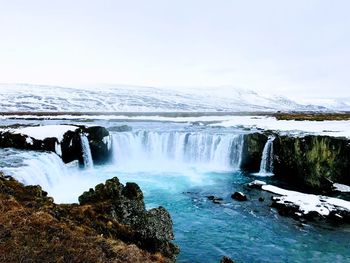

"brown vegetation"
[274,112,350,121]
[0,174,173,263]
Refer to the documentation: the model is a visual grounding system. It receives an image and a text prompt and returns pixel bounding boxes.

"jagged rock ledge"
[0,173,179,262]
[0,125,112,165]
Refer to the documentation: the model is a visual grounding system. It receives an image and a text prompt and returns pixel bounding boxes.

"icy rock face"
[79,177,179,260]
[273,135,350,191]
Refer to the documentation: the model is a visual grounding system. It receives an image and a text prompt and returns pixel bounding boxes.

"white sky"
[0,0,349,99]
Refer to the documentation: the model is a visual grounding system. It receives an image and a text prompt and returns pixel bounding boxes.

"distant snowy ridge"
[0,83,347,112]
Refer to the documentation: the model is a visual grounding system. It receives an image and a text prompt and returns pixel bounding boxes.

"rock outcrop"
[0,173,178,262]
[240,133,268,172]
[79,178,179,260]
[273,135,350,192]
[0,125,112,166]
[241,132,350,193]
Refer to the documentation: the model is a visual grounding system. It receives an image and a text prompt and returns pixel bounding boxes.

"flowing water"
[257,136,275,176]
[1,122,350,262]
[80,134,94,168]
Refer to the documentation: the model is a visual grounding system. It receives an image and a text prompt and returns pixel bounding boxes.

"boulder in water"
[220,256,235,263]
[247,180,267,189]
[231,192,248,201]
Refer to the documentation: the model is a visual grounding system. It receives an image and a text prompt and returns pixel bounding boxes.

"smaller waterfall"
[258,136,275,176]
[80,134,94,169]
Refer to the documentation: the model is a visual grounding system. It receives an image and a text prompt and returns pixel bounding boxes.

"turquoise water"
[89,167,350,263]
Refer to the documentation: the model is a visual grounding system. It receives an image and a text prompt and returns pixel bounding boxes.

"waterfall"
[112,131,244,171]
[0,151,70,191]
[258,136,275,176]
[80,134,94,169]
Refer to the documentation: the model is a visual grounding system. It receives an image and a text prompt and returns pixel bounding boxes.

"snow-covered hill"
[0,83,347,112]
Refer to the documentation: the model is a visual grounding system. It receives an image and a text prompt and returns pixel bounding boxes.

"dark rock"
[231,192,247,201]
[241,133,268,172]
[207,195,223,204]
[258,197,264,202]
[84,126,111,164]
[0,130,58,152]
[220,256,235,263]
[247,180,267,189]
[79,177,179,260]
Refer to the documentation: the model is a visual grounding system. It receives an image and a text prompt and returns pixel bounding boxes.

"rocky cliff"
[0,173,178,262]
[242,132,350,192]
[273,135,350,192]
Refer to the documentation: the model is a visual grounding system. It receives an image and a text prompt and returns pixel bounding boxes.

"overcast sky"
[0,0,349,99]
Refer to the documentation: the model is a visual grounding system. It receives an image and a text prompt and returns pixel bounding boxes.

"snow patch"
[25,137,33,145]
[262,184,350,216]
[333,183,350,193]
[212,116,350,138]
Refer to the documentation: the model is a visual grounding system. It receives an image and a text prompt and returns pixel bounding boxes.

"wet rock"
[231,192,247,201]
[220,256,235,263]
[258,197,264,202]
[207,195,223,204]
[247,180,267,189]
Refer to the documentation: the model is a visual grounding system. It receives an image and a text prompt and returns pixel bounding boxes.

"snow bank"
[212,116,350,138]
[14,125,78,141]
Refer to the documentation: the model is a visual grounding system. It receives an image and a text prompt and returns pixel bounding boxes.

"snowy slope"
[0,83,346,112]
